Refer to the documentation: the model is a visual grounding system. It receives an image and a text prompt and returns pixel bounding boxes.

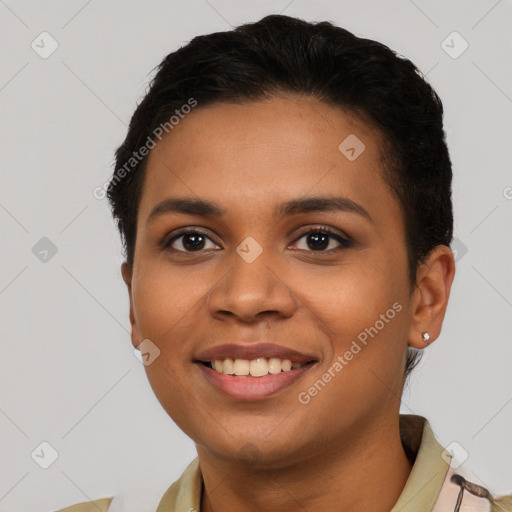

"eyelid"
[289,225,353,251]
[161,224,353,253]
[291,224,351,243]
[160,226,220,251]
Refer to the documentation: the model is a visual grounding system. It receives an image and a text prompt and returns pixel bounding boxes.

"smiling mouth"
[197,357,318,377]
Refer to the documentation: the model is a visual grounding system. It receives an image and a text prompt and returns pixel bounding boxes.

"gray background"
[1,1,511,510]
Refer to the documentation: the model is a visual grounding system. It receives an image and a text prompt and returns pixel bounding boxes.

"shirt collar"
[391,415,450,511]
[156,414,450,512]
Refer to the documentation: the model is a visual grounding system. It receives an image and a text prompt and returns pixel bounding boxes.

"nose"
[206,248,297,324]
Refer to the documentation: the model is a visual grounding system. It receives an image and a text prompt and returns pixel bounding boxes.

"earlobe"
[407,245,456,349]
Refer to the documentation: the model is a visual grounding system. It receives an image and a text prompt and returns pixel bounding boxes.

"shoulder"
[54,497,113,512]
[433,467,512,511]
[399,415,511,512]
[51,457,201,512]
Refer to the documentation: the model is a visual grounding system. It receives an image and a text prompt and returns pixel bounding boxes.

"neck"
[197,414,413,512]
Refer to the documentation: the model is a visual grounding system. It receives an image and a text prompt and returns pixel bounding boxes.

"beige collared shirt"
[56,415,505,512]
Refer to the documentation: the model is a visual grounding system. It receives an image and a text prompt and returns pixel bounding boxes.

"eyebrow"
[146,195,373,225]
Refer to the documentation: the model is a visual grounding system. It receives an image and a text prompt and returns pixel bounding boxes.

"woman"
[58,14,511,512]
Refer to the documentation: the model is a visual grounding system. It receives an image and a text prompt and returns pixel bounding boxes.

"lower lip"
[195,362,316,401]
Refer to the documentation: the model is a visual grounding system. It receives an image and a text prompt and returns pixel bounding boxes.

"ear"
[121,262,142,349]
[407,245,456,349]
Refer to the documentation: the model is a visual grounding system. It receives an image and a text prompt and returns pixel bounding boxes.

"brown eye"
[292,227,353,252]
[163,230,219,252]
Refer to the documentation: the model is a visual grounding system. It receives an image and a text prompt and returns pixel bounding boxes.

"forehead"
[138,95,395,223]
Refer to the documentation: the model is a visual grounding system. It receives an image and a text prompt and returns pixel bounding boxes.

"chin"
[197,431,309,469]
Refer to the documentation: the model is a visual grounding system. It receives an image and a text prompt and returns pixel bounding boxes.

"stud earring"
[422,332,431,344]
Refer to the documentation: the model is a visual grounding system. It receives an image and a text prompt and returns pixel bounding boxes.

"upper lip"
[194,343,318,364]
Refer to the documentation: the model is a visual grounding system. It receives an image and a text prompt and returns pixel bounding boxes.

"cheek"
[131,269,207,426]
[130,269,211,408]
[132,264,210,340]
[298,257,409,385]
[298,294,408,424]
[300,258,402,330]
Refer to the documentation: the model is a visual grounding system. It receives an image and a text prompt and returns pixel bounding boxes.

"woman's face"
[123,94,418,465]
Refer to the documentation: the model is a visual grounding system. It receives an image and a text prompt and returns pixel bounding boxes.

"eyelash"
[161,225,353,254]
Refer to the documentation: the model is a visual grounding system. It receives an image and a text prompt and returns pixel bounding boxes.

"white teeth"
[210,357,306,377]
[268,357,283,374]
[249,358,268,377]
[222,357,235,375]
[234,359,250,376]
